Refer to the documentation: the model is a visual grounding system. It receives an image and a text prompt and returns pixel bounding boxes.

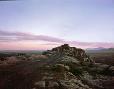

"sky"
[0,0,114,50]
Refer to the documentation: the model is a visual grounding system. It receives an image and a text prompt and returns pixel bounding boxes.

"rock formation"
[43,44,94,63]
[40,44,114,89]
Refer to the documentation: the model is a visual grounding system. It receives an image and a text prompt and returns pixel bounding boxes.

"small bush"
[70,67,83,76]
[51,64,69,72]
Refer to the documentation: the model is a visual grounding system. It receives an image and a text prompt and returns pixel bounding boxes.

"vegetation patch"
[69,67,84,76]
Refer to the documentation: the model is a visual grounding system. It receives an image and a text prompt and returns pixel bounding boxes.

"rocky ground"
[0,44,114,89]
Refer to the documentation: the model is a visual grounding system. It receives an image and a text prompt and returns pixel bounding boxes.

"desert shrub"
[88,67,113,76]
[70,67,83,76]
[6,57,19,64]
[31,54,48,60]
[99,68,113,76]
[51,64,69,72]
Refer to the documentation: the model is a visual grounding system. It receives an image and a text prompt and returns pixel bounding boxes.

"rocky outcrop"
[41,44,114,89]
[43,44,94,63]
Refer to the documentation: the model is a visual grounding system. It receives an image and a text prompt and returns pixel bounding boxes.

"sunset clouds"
[0,30,64,42]
[0,30,114,50]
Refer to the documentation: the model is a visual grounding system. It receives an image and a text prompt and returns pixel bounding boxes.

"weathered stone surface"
[54,64,70,71]
[42,44,94,63]
[47,81,59,88]
[109,66,114,71]
[58,79,91,89]
[34,81,45,88]
[59,55,80,64]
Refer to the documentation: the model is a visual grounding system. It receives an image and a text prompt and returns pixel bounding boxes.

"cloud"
[0,30,64,42]
[0,30,114,49]
[67,41,114,48]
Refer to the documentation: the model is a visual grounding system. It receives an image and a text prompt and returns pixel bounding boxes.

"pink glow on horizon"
[0,31,114,50]
[0,42,59,50]
[0,41,114,50]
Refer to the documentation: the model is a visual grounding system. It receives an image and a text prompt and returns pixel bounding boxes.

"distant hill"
[86,47,106,50]
[86,47,114,53]
[108,48,114,51]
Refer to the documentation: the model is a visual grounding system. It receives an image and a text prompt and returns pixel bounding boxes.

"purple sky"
[0,0,114,50]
